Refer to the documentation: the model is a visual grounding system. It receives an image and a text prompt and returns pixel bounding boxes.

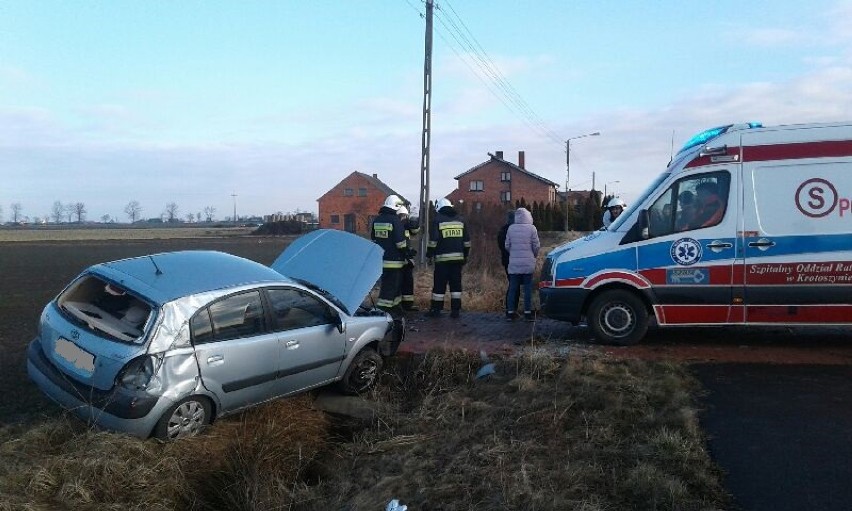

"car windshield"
[607,171,670,231]
[290,277,346,313]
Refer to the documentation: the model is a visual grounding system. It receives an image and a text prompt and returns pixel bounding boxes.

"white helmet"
[436,197,453,211]
[383,194,403,211]
[397,205,409,216]
[607,197,626,209]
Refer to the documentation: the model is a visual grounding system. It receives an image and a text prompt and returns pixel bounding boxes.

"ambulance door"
[742,159,852,323]
[637,168,739,325]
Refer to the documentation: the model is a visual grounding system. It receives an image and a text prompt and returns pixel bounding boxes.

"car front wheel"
[153,396,212,440]
[338,348,383,395]
[587,290,649,346]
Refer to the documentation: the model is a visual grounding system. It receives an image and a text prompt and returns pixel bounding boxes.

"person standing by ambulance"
[371,195,408,315]
[602,197,626,228]
[426,198,470,319]
[505,207,540,322]
[397,205,420,311]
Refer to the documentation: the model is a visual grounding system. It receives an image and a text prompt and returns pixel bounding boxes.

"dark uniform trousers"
[431,261,463,313]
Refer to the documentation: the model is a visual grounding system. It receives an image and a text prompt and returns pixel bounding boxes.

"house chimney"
[373,173,378,179]
[518,151,525,169]
[496,150,503,160]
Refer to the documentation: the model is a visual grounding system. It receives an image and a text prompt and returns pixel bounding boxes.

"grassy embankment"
[0,350,726,510]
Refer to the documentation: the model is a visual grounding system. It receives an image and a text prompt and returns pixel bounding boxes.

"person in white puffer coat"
[504,207,540,321]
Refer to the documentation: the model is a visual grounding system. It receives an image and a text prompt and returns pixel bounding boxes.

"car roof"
[92,250,288,303]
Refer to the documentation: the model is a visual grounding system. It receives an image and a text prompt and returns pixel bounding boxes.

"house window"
[501,172,511,182]
[330,215,340,224]
[469,180,484,191]
[358,187,367,197]
[343,188,353,196]
[500,191,511,203]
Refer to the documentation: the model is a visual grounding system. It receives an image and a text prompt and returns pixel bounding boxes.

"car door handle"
[748,238,776,250]
[285,340,299,350]
[706,241,733,252]
[207,355,224,365]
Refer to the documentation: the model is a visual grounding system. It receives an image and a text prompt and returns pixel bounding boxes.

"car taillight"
[117,355,157,390]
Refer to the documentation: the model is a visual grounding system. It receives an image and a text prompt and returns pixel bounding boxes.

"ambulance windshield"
[607,172,669,231]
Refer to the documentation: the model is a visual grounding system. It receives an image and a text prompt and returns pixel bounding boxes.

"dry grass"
[0,351,727,510]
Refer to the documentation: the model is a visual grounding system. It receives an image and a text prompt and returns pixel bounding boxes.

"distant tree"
[100,214,111,223]
[196,212,201,223]
[543,203,553,231]
[64,203,74,223]
[51,201,65,223]
[203,206,216,222]
[583,191,601,231]
[185,213,195,223]
[10,203,23,223]
[124,200,142,223]
[164,202,179,223]
[72,202,87,223]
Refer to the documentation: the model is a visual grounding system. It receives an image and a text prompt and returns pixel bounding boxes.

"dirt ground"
[3,237,851,426]
[401,312,852,365]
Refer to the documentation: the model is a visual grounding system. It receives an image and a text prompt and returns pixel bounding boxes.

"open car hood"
[270,229,383,316]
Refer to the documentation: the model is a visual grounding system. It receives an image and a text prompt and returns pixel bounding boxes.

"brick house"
[317,171,408,235]
[445,151,559,211]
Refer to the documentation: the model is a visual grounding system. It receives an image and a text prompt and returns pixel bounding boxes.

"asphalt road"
[692,363,852,511]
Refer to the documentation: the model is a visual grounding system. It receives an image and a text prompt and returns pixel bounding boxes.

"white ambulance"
[539,121,852,345]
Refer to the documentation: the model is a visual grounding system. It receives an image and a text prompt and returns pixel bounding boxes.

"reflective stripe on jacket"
[371,209,408,268]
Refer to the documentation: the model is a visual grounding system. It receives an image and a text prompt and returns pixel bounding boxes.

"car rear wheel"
[587,290,649,346]
[153,396,212,440]
[338,348,383,395]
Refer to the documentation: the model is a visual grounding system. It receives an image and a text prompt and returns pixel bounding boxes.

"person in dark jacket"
[426,198,470,318]
[505,207,540,322]
[371,194,409,315]
[497,209,520,319]
[398,205,420,311]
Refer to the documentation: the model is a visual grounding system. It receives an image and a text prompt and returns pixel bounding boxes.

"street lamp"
[604,180,620,199]
[564,131,600,233]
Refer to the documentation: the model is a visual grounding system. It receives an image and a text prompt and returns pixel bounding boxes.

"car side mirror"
[331,309,344,333]
[639,209,650,240]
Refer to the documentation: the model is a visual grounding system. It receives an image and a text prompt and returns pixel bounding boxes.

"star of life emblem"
[670,238,702,266]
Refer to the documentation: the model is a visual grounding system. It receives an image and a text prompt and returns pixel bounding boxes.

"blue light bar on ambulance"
[678,122,763,154]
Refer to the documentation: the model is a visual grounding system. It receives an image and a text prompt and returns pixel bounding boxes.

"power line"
[438,0,564,145]
[401,0,565,150]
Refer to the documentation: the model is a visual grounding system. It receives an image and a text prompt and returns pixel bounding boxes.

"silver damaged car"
[27,229,405,440]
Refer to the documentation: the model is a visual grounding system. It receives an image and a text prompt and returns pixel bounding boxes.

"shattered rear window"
[57,275,153,344]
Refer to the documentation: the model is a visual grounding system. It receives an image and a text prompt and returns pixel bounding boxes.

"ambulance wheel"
[587,290,649,346]
[338,348,383,395]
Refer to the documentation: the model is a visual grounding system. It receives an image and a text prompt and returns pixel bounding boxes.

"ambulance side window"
[647,171,730,237]
[648,189,674,237]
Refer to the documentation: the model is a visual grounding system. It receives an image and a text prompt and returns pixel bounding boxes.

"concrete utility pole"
[231,193,238,225]
[564,131,600,233]
[418,0,434,263]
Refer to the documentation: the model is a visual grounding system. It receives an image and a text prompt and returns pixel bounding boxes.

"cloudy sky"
[2,0,852,222]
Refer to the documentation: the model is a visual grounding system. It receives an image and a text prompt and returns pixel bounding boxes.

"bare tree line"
[5,201,219,225]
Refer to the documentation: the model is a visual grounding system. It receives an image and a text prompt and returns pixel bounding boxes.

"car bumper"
[27,339,173,438]
[538,287,589,324]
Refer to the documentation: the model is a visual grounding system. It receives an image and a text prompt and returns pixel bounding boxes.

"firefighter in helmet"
[370,195,408,314]
[602,197,626,228]
[426,198,470,318]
